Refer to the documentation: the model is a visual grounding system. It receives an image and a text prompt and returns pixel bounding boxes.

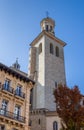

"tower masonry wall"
[31,36,46,109]
[44,35,66,110]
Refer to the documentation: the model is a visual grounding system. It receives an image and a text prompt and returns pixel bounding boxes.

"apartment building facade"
[0,62,35,130]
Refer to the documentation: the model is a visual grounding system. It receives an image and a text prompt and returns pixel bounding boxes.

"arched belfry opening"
[40,17,55,35]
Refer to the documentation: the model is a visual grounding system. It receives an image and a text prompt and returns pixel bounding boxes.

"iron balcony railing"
[0,108,25,123]
[14,90,25,99]
[0,84,25,99]
[2,84,14,94]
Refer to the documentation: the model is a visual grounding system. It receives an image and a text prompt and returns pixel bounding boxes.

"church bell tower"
[28,17,66,111]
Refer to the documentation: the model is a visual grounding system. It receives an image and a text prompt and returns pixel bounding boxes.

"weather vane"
[46,11,49,18]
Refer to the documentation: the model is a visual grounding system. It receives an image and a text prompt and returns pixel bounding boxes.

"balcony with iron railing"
[0,84,25,99]
[0,108,25,123]
[14,90,25,99]
[2,84,14,94]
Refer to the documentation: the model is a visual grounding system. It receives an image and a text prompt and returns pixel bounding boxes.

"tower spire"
[46,11,49,18]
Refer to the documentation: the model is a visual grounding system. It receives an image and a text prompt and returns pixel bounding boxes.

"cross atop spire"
[46,11,49,18]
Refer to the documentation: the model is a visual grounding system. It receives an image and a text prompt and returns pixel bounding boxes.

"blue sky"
[0,0,84,93]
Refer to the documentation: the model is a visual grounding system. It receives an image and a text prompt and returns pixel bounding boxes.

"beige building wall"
[46,113,62,130]
[0,64,34,130]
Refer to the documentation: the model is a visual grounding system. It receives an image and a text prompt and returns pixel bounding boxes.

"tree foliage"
[54,84,84,130]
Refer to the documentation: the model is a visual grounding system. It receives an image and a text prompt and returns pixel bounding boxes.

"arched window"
[39,43,42,54]
[55,46,59,57]
[53,121,58,130]
[50,43,53,54]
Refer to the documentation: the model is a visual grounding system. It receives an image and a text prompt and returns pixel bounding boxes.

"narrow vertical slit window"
[39,43,42,54]
[38,119,41,125]
[50,43,53,54]
[30,88,33,110]
[55,82,57,88]
[55,46,59,57]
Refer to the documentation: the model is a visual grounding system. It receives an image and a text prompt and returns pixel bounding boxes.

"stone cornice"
[30,30,67,47]
[0,63,35,84]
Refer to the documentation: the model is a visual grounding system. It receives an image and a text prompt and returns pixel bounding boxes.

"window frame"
[2,99,8,110]
[16,84,22,96]
[4,78,11,90]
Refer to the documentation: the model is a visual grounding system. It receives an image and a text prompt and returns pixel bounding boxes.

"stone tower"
[28,17,66,111]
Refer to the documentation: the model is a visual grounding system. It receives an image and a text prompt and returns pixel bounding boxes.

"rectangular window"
[2,100,8,110]
[55,82,57,88]
[16,85,22,96]
[14,105,21,119]
[4,79,11,90]
[1,100,8,115]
